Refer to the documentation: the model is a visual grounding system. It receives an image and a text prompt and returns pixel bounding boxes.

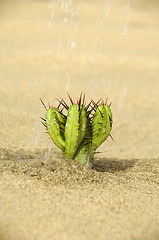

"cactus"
[40,93,113,168]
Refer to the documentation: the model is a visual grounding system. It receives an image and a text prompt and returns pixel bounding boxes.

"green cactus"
[40,93,113,168]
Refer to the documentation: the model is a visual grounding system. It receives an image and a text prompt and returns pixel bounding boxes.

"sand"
[0,0,159,239]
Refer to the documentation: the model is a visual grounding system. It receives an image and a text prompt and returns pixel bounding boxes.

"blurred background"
[0,0,159,159]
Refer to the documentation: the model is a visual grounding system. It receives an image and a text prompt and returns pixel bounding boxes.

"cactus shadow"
[93,158,137,173]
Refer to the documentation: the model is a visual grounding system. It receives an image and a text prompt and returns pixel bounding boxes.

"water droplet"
[104,0,111,18]
[71,41,76,50]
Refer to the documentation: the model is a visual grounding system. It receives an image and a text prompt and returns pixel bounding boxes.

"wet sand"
[0,0,159,239]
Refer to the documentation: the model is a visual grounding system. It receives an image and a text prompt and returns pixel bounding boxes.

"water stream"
[37,0,131,157]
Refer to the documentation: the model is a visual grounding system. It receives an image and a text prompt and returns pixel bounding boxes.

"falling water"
[36,0,131,158]
[121,0,130,39]
[120,0,130,63]
[47,0,79,56]
[104,0,111,18]
[43,142,53,161]
[47,0,131,69]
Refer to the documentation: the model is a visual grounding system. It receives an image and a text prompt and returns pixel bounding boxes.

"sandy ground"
[0,0,159,239]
